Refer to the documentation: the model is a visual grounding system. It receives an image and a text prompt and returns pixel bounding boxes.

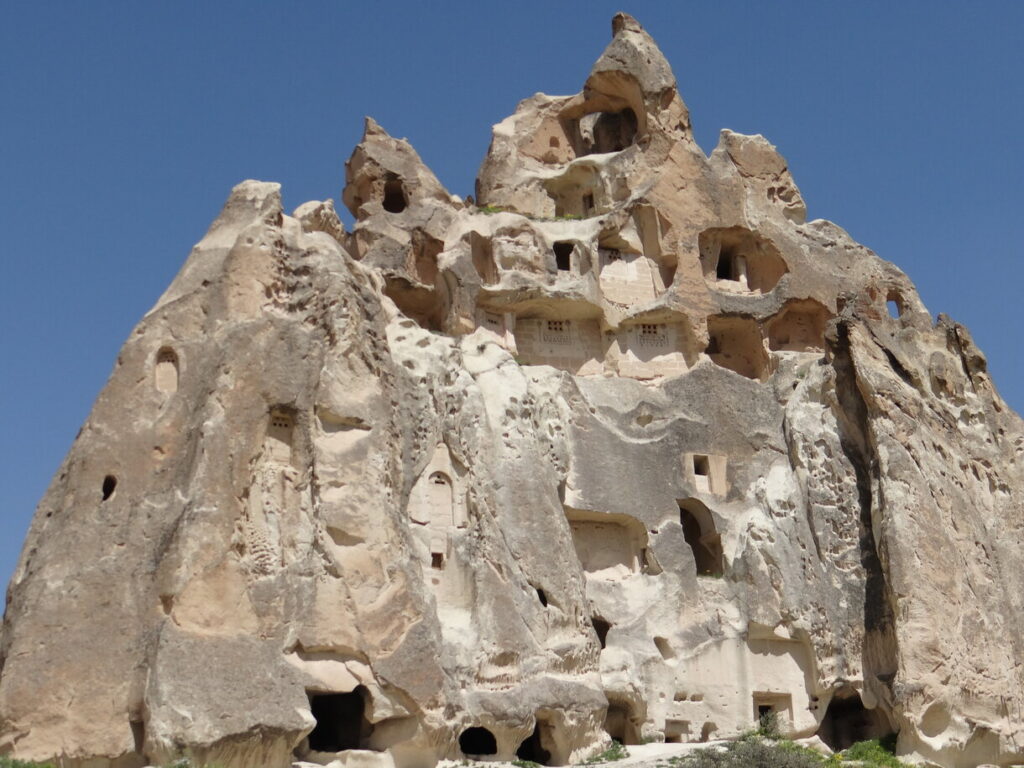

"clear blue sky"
[2,2,1022,594]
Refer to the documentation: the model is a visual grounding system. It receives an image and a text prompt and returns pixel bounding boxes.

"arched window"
[886,289,904,319]
[101,475,117,501]
[428,471,453,519]
[155,347,179,393]
[678,499,724,577]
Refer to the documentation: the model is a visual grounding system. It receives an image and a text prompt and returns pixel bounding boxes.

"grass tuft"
[583,741,630,763]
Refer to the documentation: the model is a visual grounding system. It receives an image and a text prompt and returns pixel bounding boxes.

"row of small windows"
[546,320,567,334]
[539,319,671,339]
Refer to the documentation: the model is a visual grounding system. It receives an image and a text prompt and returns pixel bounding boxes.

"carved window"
[554,242,574,271]
[382,175,407,213]
[155,347,179,393]
[543,320,570,344]
[583,193,594,216]
[266,410,295,464]
[638,323,668,347]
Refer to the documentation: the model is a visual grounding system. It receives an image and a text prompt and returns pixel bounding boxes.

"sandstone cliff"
[2,13,1022,768]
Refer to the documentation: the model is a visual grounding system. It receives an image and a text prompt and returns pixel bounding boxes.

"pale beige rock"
[2,13,1023,768]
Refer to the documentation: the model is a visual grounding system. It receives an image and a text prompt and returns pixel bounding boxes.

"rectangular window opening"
[554,242,574,271]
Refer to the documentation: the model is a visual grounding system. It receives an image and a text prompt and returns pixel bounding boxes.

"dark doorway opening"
[592,617,611,649]
[517,723,551,765]
[605,701,640,745]
[382,176,407,213]
[307,687,373,753]
[716,250,738,281]
[817,689,895,751]
[554,242,573,271]
[678,499,724,577]
[459,726,497,756]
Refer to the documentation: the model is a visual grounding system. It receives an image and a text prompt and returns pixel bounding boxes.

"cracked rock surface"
[2,13,1022,768]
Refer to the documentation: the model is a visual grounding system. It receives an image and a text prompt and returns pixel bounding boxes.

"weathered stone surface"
[2,14,1023,768]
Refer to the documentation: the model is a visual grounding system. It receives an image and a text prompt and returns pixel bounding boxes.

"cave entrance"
[817,688,894,752]
[307,687,374,753]
[460,726,498,756]
[678,499,724,577]
[516,723,550,765]
[517,714,563,766]
[604,700,641,746]
[589,108,638,154]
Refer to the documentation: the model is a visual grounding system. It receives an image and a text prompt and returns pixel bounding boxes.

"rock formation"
[2,13,1023,768]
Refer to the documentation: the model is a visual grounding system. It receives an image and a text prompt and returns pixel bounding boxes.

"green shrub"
[833,738,908,768]
[673,736,824,768]
[0,759,58,768]
[584,741,629,763]
[662,733,911,768]
[756,711,783,741]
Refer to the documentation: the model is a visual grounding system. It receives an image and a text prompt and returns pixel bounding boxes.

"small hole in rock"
[592,616,611,649]
[102,475,117,501]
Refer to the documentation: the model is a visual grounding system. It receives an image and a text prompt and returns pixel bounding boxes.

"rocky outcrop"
[2,12,1022,768]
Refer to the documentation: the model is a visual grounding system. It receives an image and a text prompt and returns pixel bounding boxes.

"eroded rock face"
[2,13,1023,768]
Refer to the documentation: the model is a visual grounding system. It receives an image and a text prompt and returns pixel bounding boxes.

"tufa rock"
[2,14,1023,768]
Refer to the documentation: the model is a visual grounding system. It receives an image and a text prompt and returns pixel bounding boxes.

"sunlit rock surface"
[2,13,1022,768]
